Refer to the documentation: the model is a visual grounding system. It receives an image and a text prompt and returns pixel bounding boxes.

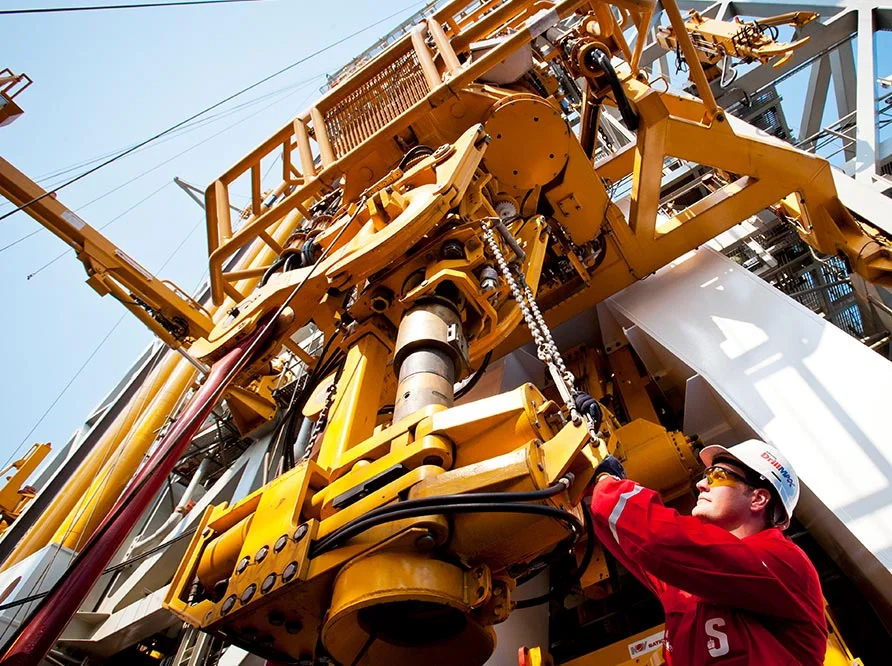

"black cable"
[397,145,434,170]
[312,502,582,559]
[259,255,289,287]
[310,502,582,558]
[0,200,366,658]
[573,500,596,578]
[1,1,266,15]
[514,501,595,609]
[0,527,198,612]
[0,0,427,223]
[454,350,492,400]
[310,479,575,557]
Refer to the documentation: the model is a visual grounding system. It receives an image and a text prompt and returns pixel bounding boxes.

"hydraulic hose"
[259,255,288,287]
[514,501,596,609]
[584,49,640,132]
[310,477,577,557]
[311,502,582,559]
[454,350,493,400]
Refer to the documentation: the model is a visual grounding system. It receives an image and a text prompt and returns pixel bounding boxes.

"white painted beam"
[855,6,878,181]
[800,55,832,142]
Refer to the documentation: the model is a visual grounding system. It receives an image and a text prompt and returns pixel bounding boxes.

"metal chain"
[303,368,341,462]
[481,220,581,424]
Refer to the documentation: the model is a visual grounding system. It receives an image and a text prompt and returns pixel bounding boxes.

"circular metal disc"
[483,95,570,190]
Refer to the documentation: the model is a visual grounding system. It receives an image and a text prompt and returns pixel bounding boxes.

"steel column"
[854,6,877,181]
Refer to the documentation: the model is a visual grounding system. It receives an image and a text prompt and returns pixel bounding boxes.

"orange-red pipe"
[0,327,268,665]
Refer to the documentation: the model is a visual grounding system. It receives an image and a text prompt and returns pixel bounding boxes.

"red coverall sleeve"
[590,477,817,620]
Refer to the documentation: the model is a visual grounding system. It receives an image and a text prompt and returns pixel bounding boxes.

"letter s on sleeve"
[705,617,730,657]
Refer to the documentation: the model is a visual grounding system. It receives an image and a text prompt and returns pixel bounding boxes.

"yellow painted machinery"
[0,443,50,534]
[655,10,819,86]
[1,0,889,663]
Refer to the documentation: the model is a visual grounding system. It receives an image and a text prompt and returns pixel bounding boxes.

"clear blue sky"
[0,0,888,475]
[0,0,427,469]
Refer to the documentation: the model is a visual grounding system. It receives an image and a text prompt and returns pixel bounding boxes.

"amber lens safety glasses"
[701,465,751,488]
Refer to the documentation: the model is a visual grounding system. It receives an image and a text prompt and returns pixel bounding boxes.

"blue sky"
[1,0,888,475]
[0,0,427,469]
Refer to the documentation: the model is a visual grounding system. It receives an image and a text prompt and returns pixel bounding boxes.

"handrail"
[203,0,588,305]
[0,68,32,100]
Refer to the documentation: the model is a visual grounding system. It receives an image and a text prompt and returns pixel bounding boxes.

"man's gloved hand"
[594,455,626,481]
[574,392,603,427]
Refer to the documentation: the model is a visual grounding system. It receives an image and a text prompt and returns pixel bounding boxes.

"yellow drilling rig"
[0,0,890,664]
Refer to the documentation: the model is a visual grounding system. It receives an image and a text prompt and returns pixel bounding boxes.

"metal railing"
[203,0,588,305]
[795,89,892,165]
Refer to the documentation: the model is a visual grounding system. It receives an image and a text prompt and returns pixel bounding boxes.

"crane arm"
[0,157,214,347]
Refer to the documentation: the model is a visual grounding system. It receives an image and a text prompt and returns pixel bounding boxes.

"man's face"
[691,461,762,530]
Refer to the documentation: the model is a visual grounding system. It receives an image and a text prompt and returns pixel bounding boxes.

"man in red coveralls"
[588,437,827,664]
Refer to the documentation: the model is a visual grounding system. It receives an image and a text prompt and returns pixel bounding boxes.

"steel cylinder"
[196,514,254,592]
[394,348,456,422]
[392,302,467,423]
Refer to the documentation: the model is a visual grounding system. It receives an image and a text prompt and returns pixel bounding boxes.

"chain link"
[481,220,581,424]
[303,367,341,461]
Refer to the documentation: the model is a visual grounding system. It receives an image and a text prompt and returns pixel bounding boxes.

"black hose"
[301,240,318,267]
[580,99,600,159]
[259,255,288,287]
[310,479,576,557]
[572,500,596,578]
[584,49,639,132]
[514,501,596,609]
[311,502,582,558]
[454,351,493,400]
[284,252,302,272]
[398,145,434,170]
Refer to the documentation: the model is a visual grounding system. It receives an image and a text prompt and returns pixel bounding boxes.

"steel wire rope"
[177,83,322,299]
[0,0,267,15]
[2,176,230,514]
[57,184,253,556]
[23,180,174,279]
[0,0,429,224]
[0,198,365,658]
[2,75,324,257]
[0,332,171,637]
[0,193,237,631]
[0,77,317,199]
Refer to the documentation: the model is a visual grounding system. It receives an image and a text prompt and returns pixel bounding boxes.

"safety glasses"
[700,465,752,488]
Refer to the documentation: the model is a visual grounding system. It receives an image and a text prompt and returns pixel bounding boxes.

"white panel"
[604,248,892,575]
[0,544,77,645]
[683,375,760,446]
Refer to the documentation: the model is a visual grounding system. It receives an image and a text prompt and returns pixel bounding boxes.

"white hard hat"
[699,439,800,529]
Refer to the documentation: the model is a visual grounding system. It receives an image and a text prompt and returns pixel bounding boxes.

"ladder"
[170,626,227,666]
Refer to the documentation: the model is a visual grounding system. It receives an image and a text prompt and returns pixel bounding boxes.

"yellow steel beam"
[0,158,214,345]
[316,332,392,473]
